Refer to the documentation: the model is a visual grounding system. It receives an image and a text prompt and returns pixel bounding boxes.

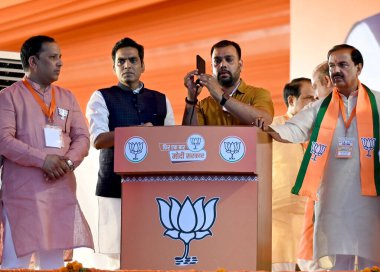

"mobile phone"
[196,55,206,74]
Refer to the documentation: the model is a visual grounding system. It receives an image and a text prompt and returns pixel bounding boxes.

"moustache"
[218,70,232,77]
[332,73,344,78]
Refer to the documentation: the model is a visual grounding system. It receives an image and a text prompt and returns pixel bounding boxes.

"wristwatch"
[66,159,75,171]
[185,97,198,105]
[220,93,230,106]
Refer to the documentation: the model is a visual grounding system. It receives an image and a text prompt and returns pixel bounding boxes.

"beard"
[217,70,236,87]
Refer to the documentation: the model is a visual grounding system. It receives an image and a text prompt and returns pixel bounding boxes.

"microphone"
[195,79,201,88]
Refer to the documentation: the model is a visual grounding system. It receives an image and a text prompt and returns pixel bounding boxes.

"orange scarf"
[292,82,380,200]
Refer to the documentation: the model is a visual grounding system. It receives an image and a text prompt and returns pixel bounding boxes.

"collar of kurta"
[24,77,52,94]
[117,82,144,94]
[291,81,380,200]
[234,78,245,95]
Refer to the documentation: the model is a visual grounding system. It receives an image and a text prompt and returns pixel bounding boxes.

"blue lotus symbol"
[156,196,219,266]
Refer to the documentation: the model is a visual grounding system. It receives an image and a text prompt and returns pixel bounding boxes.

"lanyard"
[338,94,356,131]
[23,79,56,122]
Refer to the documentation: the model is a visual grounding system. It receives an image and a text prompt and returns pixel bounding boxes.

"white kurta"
[272,115,307,264]
[271,89,380,267]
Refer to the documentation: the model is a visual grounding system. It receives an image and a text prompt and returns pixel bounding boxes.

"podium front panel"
[116,126,272,270]
[120,178,258,270]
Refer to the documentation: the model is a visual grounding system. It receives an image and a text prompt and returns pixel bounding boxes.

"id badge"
[336,137,354,158]
[44,125,63,148]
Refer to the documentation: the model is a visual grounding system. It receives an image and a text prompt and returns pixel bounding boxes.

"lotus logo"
[361,137,376,157]
[310,141,327,161]
[156,196,219,266]
[124,136,148,163]
[220,136,246,162]
[186,134,205,151]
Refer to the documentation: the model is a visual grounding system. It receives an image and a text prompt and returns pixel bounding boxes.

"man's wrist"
[185,97,198,105]
[220,93,230,106]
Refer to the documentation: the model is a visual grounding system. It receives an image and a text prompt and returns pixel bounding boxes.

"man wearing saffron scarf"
[266,44,380,270]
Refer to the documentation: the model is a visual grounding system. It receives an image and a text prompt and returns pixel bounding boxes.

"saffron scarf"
[292,82,380,200]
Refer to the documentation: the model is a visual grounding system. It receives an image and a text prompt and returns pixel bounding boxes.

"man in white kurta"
[268,44,380,270]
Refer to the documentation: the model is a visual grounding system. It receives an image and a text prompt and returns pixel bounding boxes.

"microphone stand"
[189,80,202,124]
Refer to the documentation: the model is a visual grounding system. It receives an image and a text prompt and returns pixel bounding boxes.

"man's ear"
[239,59,243,71]
[287,95,295,107]
[324,75,332,88]
[28,56,38,70]
[141,61,145,73]
[356,63,363,76]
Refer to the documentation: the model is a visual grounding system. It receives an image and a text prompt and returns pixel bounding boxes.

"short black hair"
[20,35,55,70]
[283,77,311,107]
[111,37,144,64]
[210,40,241,59]
[327,44,363,67]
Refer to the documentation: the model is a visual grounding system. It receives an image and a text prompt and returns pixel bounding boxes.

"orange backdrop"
[0,0,290,122]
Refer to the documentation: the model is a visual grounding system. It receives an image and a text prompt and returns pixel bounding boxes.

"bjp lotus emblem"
[156,196,219,266]
[310,141,327,161]
[361,137,376,157]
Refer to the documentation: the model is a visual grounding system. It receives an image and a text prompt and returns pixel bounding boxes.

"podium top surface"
[114,126,258,175]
